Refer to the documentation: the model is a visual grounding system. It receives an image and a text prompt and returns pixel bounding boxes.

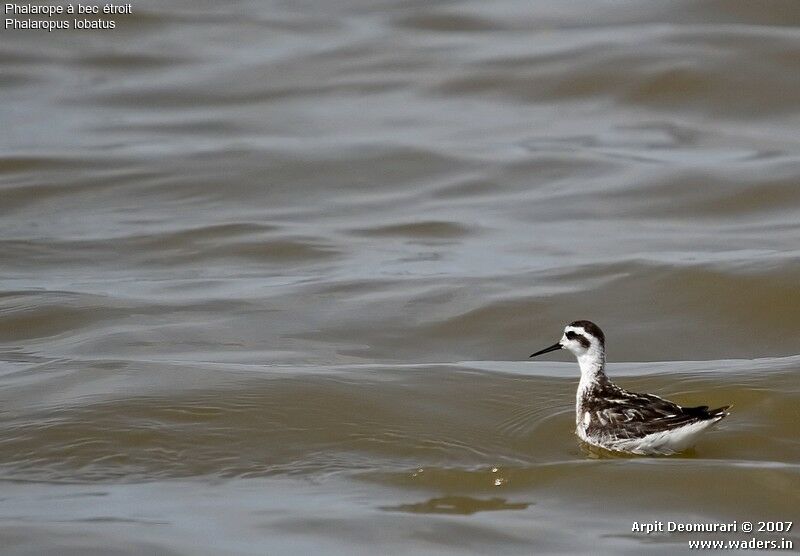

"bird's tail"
[709,404,732,420]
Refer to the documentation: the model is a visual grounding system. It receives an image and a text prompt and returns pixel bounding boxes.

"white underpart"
[594,417,724,456]
[567,328,606,428]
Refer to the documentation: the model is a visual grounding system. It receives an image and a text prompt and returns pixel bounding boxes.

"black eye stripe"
[565,330,590,348]
[568,320,605,347]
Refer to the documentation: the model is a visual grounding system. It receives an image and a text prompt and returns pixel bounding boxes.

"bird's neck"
[576,348,607,393]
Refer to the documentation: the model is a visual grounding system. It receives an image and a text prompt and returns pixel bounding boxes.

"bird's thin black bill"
[530,343,562,357]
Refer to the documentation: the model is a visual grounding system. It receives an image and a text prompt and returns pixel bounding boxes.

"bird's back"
[577,378,730,455]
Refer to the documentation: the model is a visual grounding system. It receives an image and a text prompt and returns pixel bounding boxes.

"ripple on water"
[0,361,796,485]
[3,1,800,553]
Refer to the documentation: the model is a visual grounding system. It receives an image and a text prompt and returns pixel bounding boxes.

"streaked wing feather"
[585,384,721,439]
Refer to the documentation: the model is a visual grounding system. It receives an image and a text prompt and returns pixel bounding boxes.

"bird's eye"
[565,331,576,340]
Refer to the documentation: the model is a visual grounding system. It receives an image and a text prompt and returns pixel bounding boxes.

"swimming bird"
[530,320,730,455]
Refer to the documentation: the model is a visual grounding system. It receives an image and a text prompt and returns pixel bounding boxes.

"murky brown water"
[2,1,800,554]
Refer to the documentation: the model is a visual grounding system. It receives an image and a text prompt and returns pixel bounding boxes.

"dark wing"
[585,384,729,439]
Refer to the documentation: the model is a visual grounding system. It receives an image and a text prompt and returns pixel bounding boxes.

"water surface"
[2,1,799,554]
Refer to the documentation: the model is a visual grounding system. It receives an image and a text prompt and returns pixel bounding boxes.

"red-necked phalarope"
[530,320,730,455]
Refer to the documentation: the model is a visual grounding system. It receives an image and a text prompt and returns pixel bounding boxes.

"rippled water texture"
[2,1,800,554]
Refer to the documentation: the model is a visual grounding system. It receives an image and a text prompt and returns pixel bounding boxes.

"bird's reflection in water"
[381,496,530,515]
